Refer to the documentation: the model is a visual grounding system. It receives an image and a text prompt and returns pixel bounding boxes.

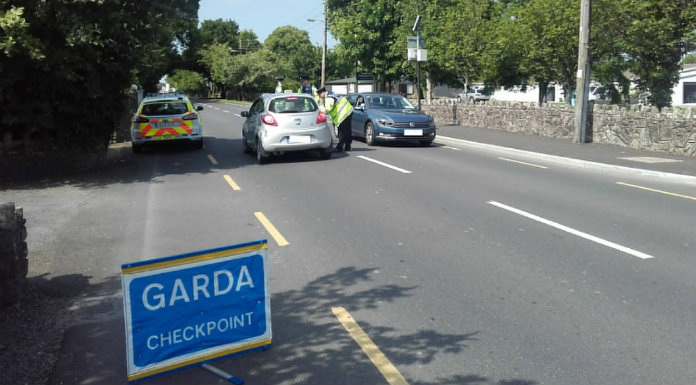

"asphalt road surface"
[3,100,696,385]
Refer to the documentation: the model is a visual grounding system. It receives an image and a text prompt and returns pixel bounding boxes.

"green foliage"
[264,26,319,83]
[0,0,199,158]
[618,0,696,108]
[167,69,205,95]
[682,53,696,65]
[200,19,240,48]
[329,0,405,87]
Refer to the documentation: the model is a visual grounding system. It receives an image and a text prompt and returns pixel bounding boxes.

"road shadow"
[2,136,253,190]
[3,265,530,385]
[4,266,538,385]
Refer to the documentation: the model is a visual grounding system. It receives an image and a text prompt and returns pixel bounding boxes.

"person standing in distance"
[275,76,284,93]
[328,95,354,152]
[297,75,318,98]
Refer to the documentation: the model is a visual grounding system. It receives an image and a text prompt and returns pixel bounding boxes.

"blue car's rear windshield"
[366,95,416,110]
[269,96,318,113]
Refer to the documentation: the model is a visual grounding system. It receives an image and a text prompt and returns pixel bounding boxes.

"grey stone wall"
[420,99,696,157]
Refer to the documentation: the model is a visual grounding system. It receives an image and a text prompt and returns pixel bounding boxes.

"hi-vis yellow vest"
[329,97,353,126]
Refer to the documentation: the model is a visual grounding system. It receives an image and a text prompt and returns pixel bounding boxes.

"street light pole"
[308,1,327,88]
[321,0,327,88]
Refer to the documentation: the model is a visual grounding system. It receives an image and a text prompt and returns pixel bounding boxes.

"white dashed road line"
[357,156,412,174]
[488,201,655,260]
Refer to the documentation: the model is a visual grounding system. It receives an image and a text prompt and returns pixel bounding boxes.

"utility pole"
[573,0,591,143]
[413,15,422,110]
[321,0,327,88]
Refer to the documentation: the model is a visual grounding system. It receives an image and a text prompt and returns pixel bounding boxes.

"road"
[3,100,696,385]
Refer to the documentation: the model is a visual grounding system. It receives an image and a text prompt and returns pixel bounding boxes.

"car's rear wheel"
[319,147,332,160]
[256,139,268,164]
[365,122,376,146]
[242,134,252,154]
[193,138,204,149]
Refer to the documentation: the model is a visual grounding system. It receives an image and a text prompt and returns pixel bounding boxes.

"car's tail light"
[182,113,198,120]
[316,112,327,124]
[261,113,278,126]
[132,115,149,123]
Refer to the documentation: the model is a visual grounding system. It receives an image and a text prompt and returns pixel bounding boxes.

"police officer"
[275,76,284,93]
[328,95,354,151]
[297,75,318,98]
[316,88,337,140]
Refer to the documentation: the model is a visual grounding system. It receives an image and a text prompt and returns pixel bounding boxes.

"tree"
[513,0,580,105]
[265,26,319,84]
[0,0,199,159]
[329,0,405,88]
[199,19,240,48]
[167,69,205,95]
[619,0,696,108]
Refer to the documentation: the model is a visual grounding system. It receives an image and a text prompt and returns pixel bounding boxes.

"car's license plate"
[404,129,423,136]
[151,135,178,140]
[153,122,174,129]
[289,135,311,144]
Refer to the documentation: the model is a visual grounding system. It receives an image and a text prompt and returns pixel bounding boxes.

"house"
[325,77,374,95]
[672,64,696,106]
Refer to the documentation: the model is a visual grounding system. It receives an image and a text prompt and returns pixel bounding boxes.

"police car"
[130,92,204,153]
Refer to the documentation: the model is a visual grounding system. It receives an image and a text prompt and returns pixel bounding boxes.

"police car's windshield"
[141,102,190,116]
[269,96,318,113]
[366,95,416,110]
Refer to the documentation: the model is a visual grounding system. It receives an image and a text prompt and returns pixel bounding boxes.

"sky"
[198,0,336,47]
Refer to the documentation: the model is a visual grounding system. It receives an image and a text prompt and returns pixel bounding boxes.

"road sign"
[407,36,425,49]
[121,240,271,382]
[357,72,374,81]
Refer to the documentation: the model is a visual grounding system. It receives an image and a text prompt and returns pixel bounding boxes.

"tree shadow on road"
[5,266,538,385]
[1,136,257,190]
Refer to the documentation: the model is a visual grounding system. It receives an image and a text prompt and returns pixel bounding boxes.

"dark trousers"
[336,113,353,149]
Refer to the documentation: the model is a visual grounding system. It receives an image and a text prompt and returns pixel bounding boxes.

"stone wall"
[420,99,696,157]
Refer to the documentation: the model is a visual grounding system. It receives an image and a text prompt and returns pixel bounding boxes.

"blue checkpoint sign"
[121,240,271,382]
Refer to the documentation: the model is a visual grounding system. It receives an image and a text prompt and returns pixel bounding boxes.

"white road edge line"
[436,135,696,185]
[357,156,412,174]
[488,201,655,260]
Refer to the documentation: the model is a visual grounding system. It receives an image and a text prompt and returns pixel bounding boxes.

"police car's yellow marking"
[499,157,548,169]
[207,154,218,165]
[254,212,289,246]
[617,182,696,201]
[127,338,272,381]
[122,243,267,275]
[332,307,410,385]
[224,175,241,190]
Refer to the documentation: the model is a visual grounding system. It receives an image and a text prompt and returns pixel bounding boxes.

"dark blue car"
[348,93,436,146]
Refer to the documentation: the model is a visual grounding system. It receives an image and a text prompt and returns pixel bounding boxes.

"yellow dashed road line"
[223,175,241,190]
[617,182,696,201]
[254,212,289,246]
[332,307,410,385]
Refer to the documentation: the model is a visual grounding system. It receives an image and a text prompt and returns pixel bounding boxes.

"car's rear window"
[269,96,317,113]
[141,102,190,116]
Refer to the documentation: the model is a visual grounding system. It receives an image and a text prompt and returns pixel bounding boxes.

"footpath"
[435,125,696,182]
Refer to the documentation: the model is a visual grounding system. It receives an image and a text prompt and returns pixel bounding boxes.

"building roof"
[326,77,373,85]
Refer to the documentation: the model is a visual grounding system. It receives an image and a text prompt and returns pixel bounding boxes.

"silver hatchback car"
[241,93,333,163]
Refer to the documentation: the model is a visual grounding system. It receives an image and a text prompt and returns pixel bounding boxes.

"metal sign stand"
[202,364,244,384]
